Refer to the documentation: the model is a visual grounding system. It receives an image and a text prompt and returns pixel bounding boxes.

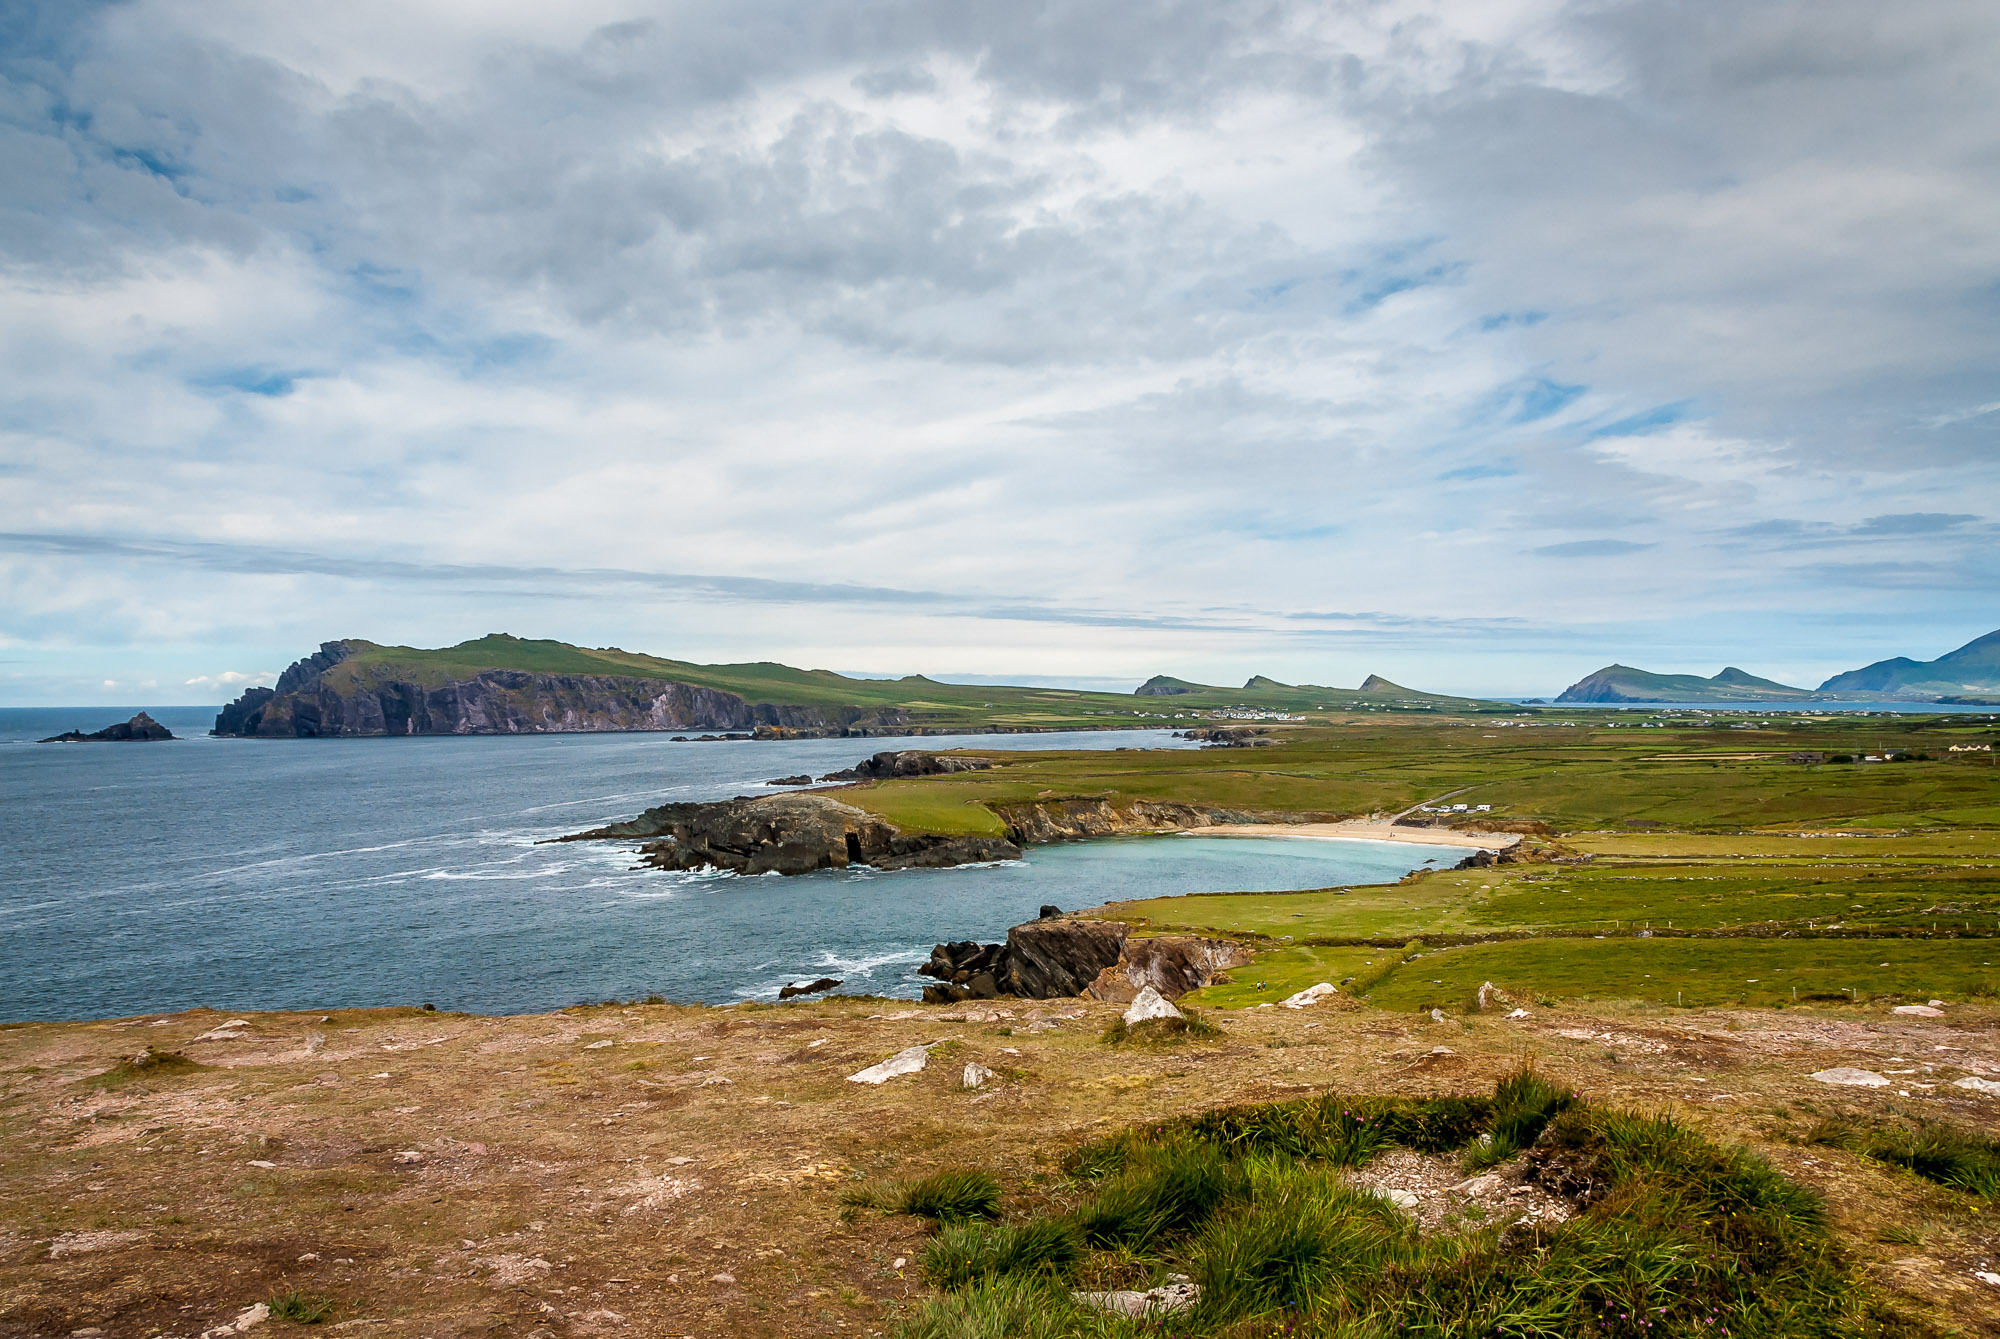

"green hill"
[1556,664,1814,704]
[1819,628,2000,698]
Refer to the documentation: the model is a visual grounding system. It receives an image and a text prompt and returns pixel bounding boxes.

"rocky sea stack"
[39,712,176,743]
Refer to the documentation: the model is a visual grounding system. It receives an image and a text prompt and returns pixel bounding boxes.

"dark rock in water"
[1038,904,1062,919]
[40,711,176,743]
[817,750,996,783]
[766,775,813,786]
[778,976,842,999]
[554,792,1020,876]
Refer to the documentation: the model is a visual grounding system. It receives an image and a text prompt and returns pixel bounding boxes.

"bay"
[1,713,1461,1021]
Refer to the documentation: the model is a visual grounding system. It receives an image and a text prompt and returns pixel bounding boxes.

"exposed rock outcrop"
[919,920,1246,1002]
[992,798,1266,843]
[555,792,1019,876]
[40,711,176,743]
[816,750,996,782]
[1082,935,1251,1003]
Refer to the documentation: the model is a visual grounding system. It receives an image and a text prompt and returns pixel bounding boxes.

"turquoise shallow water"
[0,713,1461,1020]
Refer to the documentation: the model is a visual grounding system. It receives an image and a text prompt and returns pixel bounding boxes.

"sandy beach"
[1184,821,1521,850]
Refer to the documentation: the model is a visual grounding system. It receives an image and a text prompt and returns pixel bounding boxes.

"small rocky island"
[39,711,176,743]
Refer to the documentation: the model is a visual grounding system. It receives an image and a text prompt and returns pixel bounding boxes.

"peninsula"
[210,634,1508,738]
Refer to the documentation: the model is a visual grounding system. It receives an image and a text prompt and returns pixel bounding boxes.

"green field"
[832,711,2000,1013]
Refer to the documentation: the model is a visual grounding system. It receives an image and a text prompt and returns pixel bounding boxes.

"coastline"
[1183,821,1521,850]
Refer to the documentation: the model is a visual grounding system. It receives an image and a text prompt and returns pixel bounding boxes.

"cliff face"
[213,645,911,738]
[991,797,1266,843]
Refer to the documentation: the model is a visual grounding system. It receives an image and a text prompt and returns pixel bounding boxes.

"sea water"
[0,711,1463,1021]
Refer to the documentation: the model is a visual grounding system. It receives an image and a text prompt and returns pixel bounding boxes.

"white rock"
[393,1150,426,1164]
[711,1273,736,1285]
[193,1028,247,1042]
[846,1045,931,1084]
[1976,1270,2000,1286]
[962,1062,995,1090]
[1429,1008,1447,1023]
[1450,1173,1501,1197]
[1955,1076,2000,1096]
[246,1160,276,1169]
[1506,1008,1532,1019]
[1123,985,1183,1025]
[1073,1281,1200,1318]
[891,1257,906,1270]
[584,1039,615,1049]
[1929,999,1946,1007]
[296,1253,319,1263]
[1810,1067,1890,1088]
[1376,1188,1420,1210]
[1892,1005,1943,1017]
[198,1303,270,1338]
[1280,983,1338,1009]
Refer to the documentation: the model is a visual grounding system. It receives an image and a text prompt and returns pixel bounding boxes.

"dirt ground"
[5,994,2000,1338]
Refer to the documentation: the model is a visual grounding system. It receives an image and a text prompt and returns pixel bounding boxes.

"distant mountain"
[1134,675,1213,696]
[1556,664,1813,704]
[1819,628,2000,697]
[1243,675,1292,690]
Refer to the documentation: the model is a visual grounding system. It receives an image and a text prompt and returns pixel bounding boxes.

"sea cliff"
[213,641,911,738]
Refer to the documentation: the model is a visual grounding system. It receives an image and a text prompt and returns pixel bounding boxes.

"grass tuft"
[921,1218,1083,1290]
[267,1289,338,1324]
[845,1167,1002,1222]
[84,1047,205,1089]
[1100,1006,1220,1045]
[1809,1115,2000,1198]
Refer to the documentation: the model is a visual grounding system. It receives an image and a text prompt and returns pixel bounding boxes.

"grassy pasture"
[843,714,2000,836]
[1352,935,2000,1012]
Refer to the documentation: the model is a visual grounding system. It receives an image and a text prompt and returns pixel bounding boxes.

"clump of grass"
[843,1167,1002,1222]
[1100,1007,1219,1045]
[1466,1066,1575,1171]
[921,1218,1083,1290]
[267,1289,337,1323]
[1074,1134,1247,1249]
[899,1073,1883,1339]
[1809,1115,2000,1197]
[898,1274,1095,1339]
[85,1047,205,1089]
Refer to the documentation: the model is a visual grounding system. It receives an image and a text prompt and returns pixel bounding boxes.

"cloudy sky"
[3,0,1997,704]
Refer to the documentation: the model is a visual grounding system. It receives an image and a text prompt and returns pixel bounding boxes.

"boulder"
[1122,986,1182,1026]
[1280,983,1338,1009]
[1892,1004,1943,1017]
[1954,1076,2000,1096]
[1810,1067,1889,1088]
[846,1045,931,1085]
[766,775,813,787]
[962,1062,995,1090]
[1073,1281,1198,1318]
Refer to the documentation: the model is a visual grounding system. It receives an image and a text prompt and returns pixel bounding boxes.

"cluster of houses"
[1949,743,1994,752]
[1417,803,1493,814]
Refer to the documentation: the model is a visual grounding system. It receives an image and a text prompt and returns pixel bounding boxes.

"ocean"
[0,709,1461,1021]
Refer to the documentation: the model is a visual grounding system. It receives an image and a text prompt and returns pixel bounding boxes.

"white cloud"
[1,0,1997,702]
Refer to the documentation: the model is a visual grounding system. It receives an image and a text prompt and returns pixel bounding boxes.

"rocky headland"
[212,640,917,738]
[554,792,1021,875]
[39,711,176,743]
